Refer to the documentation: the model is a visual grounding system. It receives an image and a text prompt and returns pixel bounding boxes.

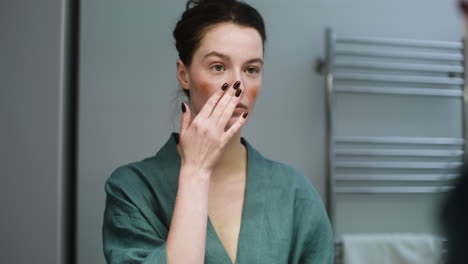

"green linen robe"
[102,132,334,263]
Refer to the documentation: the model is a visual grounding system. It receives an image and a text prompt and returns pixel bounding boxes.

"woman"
[102,0,334,263]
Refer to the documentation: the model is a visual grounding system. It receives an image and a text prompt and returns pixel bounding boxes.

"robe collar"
[155,132,267,195]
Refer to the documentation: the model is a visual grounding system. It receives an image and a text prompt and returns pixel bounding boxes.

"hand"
[178,81,248,175]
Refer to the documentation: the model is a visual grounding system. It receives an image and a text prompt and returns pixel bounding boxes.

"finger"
[216,87,243,129]
[223,111,249,139]
[197,82,230,119]
[180,102,191,134]
[210,81,240,124]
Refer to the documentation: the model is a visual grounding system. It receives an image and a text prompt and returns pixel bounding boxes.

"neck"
[176,131,246,182]
[211,131,246,182]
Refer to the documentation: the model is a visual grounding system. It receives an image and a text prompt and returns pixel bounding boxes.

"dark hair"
[173,0,267,98]
[460,0,468,15]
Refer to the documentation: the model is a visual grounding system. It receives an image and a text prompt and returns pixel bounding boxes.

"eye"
[245,66,260,75]
[211,64,225,72]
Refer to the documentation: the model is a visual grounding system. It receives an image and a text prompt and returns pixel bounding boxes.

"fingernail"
[221,83,228,91]
[233,81,241,90]
[181,102,186,113]
[242,112,249,119]
[235,88,242,97]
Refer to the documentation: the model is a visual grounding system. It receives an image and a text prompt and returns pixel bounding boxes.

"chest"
[208,176,246,263]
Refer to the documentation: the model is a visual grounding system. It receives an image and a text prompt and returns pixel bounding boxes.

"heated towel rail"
[316,29,465,264]
[317,28,466,227]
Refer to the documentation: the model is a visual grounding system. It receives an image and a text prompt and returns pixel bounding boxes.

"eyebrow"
[202,51,264,65]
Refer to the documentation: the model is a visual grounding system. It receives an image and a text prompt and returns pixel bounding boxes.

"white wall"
[77,0,463,263]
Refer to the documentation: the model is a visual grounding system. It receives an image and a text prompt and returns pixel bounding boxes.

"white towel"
[342,233,442,264]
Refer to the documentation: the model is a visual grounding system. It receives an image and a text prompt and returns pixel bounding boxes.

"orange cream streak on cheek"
[245,86,259,103]
[192,78,222,113]
[197,80,216,99]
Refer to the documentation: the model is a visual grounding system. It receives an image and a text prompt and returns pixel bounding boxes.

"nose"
[228,69,245,90]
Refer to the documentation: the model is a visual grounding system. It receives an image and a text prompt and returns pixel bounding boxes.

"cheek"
[197,79,215,100]
[246,81,261,102]
[247,87,259,101]
[190,75,224,111]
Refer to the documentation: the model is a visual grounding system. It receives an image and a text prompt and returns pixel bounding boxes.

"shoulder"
[264,158,330,227]
[104,155,165,197]
[263,157,320,197]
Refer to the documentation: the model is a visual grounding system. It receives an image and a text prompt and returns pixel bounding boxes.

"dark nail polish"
[235,88,242,97]
[233,81,241,90]
[181,103,186,113]
[242,112,249,119]
[221,83,228,91]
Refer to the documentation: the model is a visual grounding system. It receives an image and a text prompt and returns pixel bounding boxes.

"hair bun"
[186,0,235,10]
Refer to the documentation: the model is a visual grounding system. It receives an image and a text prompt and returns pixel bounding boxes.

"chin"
[224,120,237,131]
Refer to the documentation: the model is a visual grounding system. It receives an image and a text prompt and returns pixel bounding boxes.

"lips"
[236,103,247,109]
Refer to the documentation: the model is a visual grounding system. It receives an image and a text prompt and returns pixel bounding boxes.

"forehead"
[194,22,264,61]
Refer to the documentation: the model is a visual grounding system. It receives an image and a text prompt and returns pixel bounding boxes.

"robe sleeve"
[291,175,335,264]
[102,167,167,264]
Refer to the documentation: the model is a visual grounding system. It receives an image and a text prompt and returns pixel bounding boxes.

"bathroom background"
[1,0,463,263]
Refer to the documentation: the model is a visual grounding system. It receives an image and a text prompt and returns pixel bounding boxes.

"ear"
[176,59,190,91]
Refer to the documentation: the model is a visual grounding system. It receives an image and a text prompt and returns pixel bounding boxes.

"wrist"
[180,163,213,182]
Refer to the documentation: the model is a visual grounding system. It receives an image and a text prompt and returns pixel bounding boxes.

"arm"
[166,165,211,264]
[296,209,334,263]
[102,172,168,264]
[167,82,247,263]
[291,184,335,264]
[102,166,212,264]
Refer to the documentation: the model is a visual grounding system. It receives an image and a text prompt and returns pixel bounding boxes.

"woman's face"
[177,22,264,130]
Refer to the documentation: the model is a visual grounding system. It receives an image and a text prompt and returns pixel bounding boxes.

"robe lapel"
[233,137,268,264]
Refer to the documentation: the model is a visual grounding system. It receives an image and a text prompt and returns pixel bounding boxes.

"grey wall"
[77,0,463,263]
[1,0,67,263]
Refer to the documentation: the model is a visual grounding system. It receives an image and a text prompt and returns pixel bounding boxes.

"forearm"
[166,165,211,264]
